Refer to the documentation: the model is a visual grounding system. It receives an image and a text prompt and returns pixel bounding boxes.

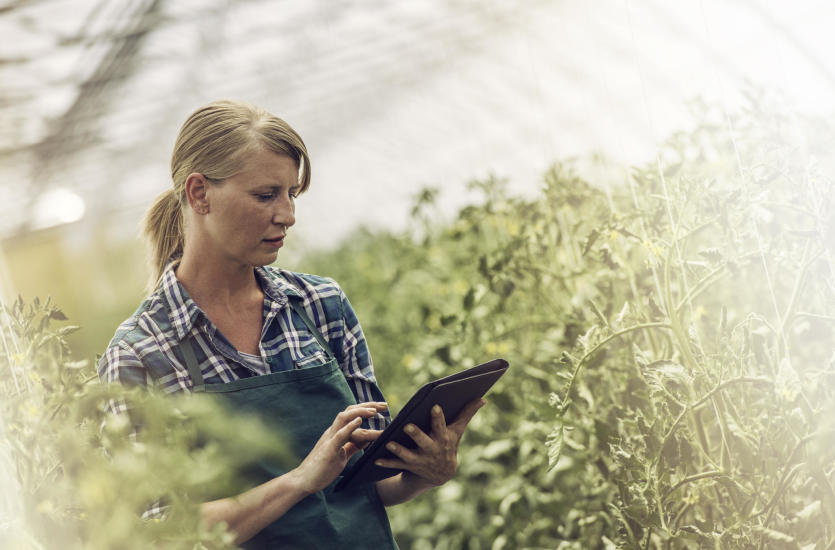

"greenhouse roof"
[1,0,834,246]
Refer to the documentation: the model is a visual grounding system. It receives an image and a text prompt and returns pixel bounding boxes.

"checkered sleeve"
[97,342,169,520]
[337,286,391,431]
[98,341,152,414]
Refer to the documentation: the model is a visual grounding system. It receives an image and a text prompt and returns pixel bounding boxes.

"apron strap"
[181,338,205,393]
[289,300,337,361]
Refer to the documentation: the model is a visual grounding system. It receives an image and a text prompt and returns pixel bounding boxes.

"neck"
[176,245,262,311]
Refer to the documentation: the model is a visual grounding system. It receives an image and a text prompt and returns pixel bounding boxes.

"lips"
[263,235,285,248]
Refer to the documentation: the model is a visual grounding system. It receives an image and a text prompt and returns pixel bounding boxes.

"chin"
[254,252,280,266]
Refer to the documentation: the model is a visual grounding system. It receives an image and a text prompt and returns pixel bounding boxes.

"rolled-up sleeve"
[337,287,391,431]
[97,342,168,519]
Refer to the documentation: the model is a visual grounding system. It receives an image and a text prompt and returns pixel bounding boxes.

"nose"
[272,196,295,229]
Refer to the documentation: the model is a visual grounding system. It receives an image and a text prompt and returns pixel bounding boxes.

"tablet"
[334,358,509,492]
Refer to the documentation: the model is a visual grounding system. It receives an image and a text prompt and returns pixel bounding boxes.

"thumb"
[343,441,361,459]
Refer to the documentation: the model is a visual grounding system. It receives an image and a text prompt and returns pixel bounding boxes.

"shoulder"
[106,293,172,348]
[97,292,175,384]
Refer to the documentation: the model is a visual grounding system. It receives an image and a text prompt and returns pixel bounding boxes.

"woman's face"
[202,148,299,267]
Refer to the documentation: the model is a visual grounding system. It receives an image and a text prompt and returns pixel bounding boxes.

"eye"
[289,189,300,199]
[254,192,277,202]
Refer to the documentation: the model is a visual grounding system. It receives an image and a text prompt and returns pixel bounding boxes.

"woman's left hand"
[374,398,486,487]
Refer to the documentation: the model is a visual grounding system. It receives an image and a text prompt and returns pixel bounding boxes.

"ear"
[184,173,210,214]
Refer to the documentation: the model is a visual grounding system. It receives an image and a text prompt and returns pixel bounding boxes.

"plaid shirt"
[97,264,391,427]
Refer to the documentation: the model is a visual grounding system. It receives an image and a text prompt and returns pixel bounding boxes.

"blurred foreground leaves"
[0,297,292,549]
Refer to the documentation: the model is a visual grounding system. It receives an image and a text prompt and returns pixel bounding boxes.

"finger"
[343,441,362,459]
[333,416,363,444]
[341,403,385,416]
[350,428,383,441]
[349,429,383,447]
[374,458,409,470]
[430,404,447,436]
[449,398,486,434]
[385,441,419,463]
[334,407,378,429]
[351,401,388,411]
[403,423,434,450]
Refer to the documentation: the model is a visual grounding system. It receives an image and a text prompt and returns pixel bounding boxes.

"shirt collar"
[254,266,299,302]
[159,265,203,342]
[160,264,299,342]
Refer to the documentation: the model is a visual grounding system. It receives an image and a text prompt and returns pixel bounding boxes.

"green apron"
[180,300,399,550]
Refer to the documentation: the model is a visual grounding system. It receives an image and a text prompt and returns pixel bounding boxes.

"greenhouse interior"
[2,1,835,548]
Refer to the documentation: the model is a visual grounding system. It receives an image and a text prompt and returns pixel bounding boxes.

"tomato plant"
[304,101,835,549]
[3,99,833,549]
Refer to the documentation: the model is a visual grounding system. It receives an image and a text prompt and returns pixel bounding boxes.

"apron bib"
[180,301,399,550]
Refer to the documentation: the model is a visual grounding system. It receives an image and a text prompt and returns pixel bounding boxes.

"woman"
[97,100,484,549]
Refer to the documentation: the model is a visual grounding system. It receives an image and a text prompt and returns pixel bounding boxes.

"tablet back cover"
[335,358,508,491]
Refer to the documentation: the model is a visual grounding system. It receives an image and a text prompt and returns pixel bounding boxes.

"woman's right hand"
[290,402,387,495]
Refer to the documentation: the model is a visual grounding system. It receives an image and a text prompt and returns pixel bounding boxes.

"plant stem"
[674,264,727,315]
[779,240,817,337]
[653,376,772,470]
[664,469,726,500]
[751,434,813,519]
[562,322,671,402]
[691,377,773,409]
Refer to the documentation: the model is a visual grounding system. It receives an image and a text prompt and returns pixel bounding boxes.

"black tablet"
[334,358,509,492]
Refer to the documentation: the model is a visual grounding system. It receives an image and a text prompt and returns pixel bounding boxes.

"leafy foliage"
[303,101,835,549]
[0,297,292,549]
[2,99,834,549]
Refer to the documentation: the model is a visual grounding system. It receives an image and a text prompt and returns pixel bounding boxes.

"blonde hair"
[143,100,311,292]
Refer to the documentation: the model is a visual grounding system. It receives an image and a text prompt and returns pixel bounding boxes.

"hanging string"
[696,0,794,370]
[571,2,616,214]
[581,0,667,310]
[580,1,664,359]
[0,308,22,396]
[622,0,709,366]
[0,299,28,395]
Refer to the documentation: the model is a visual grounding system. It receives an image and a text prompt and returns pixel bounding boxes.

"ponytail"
[143,188,183,293]
[144,100,311,294]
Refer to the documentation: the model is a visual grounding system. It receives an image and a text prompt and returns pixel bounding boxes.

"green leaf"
[49,309,69,321]
[582,228,600,256]
[58,326,81,337]
[546,425,564,470]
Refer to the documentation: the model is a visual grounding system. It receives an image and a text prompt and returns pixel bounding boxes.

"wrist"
[400,470,438,491]
[285,467,316,498]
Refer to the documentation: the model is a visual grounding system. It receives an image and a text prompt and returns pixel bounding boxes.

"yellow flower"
[22,402,40,418]
[643,240,662,256]
[682,490,700,506]
[506,220,521,236]
[486,341,510,355]
[780,387,798,402]
[401,354,417,369]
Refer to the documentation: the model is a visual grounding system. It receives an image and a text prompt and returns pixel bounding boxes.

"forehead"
[234,148,299,186]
